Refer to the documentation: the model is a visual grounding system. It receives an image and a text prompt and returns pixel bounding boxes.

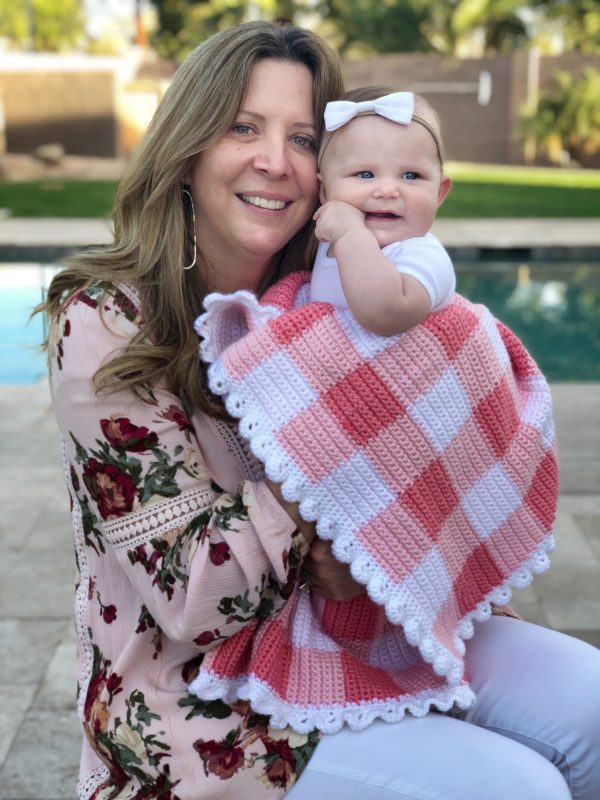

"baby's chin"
[365,222,417,248]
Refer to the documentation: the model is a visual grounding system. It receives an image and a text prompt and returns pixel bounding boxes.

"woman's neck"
[200,252,277,296]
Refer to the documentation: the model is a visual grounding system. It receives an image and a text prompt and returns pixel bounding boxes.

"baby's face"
[318,114,451,247]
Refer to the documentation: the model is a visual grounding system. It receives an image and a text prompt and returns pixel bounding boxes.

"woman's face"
[188,58,318,293]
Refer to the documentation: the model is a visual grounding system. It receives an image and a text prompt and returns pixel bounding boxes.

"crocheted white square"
[461,463,522,540]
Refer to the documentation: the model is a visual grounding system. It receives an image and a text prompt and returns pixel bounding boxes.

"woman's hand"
[303,538,366,601]
[265,480,365,600]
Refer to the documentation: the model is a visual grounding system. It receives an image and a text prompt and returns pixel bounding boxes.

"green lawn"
[0,164,599,218]
[0,180,117,218]
[441,163,600,218]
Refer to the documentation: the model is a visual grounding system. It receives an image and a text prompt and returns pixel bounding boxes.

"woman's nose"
[252,136,292,178]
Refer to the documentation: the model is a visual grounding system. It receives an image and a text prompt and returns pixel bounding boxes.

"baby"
[191,88,558,735]
[311,87,455,336]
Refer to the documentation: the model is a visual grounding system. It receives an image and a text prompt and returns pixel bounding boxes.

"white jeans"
[287,617,600,800]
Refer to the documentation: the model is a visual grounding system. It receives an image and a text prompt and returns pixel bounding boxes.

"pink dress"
[48,281,319,800]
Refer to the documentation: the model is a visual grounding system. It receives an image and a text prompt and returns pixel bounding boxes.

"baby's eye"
[291,134,316,151]
[355,170,374,179]
[402,171,419,181]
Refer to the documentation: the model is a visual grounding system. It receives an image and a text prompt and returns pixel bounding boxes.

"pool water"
[1,260,599,384]
[0,265,61,384]
[455,260,599,382]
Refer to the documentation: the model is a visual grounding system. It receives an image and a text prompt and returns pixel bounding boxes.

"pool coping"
[0,217,599,263]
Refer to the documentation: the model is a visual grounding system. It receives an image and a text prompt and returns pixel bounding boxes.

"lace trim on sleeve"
[77,765,111,800]
[213,417,265,482]
[103,485,216,551]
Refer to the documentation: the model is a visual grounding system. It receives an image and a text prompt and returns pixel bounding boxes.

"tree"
[151,0,306,61]
[31,0,84,51]
[419,0,531,55]
[315,0,431,56]
[542,0,600,53]
[152,0,237,60]
[0,1,30,46]
[0,0,84,51]
[520,68,600,164]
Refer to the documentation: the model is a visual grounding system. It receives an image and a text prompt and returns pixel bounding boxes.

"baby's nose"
[373,180,400,198]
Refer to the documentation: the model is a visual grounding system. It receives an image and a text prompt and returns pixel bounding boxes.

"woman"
[42,20,600,800]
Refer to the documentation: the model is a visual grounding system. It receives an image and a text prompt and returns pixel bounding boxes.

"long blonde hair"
[42,21,343,417]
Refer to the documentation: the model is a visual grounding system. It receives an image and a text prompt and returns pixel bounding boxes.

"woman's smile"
[187,58,318,293]
[238,193,292,211]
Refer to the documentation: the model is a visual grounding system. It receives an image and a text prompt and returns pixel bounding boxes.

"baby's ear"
[437,175,452,208]
[318,174,327,205]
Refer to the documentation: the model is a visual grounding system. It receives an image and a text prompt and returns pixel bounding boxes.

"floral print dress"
[48,282,320,800]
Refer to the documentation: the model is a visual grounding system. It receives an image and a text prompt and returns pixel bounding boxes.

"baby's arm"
[314,200,431,336]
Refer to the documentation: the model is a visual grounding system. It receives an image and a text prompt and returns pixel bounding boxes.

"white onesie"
[309,232,456,313]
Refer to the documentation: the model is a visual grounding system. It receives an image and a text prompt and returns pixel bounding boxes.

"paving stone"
[0,711,79,800]
[509,583,550,628]
[0,502,70,550]
[0,686,36,767]
[0,620,66,686]
[535,565,600,630]
[559,495,600,515]
[0,551,75,618]
[550,508,598,566]
[574,514,600,560]
[551,384,600,494]
[24,507,72,552]
[33,624,77,712]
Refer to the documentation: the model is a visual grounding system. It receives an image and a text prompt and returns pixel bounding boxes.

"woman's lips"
[238,193,291,210]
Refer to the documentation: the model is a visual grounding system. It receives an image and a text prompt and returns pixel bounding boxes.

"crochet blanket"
[188,272,557,734]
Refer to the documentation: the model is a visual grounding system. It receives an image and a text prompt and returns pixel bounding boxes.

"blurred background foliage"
[520,67,600,163]
[0,0,598,168]
[0,0,598,58]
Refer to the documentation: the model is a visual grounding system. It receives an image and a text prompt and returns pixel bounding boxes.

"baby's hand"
[313,201,365,245]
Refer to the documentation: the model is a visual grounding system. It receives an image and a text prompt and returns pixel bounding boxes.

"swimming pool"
[0,264,61,384]
[454,259,599,381]
[1,260,599,384]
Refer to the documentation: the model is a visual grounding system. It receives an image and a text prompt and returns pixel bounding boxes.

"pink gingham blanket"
[189,271,557,733]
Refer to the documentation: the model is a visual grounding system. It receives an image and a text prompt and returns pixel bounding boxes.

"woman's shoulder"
[58,280,144,341]
[65,280,142,323]
[48,280,143,375]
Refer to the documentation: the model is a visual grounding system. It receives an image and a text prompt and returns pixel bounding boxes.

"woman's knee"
[288,714,572,800]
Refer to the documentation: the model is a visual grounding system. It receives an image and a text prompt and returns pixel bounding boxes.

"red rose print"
[83,458,139,520]
[193,738,245,780]
[209,541,231,566]
[157,405,194,439]
[106,672,123,699]
[194,629,220,647]
[102,604,117,624]
[73,291,98,309]
[100,416,159,452]
[261,737,295,788]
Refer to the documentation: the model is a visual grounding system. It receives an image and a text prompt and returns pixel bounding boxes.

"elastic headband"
[318,91,444,167]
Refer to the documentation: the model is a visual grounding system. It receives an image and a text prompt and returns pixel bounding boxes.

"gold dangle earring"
[182,188,197,270]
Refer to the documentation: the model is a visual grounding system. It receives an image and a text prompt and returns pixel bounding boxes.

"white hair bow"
[324,92,415,132]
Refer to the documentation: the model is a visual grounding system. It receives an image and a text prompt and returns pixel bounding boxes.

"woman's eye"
[402,171,419,180]
[292,134,316,151]
[355,170,374,179]
[232,123,253,136]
